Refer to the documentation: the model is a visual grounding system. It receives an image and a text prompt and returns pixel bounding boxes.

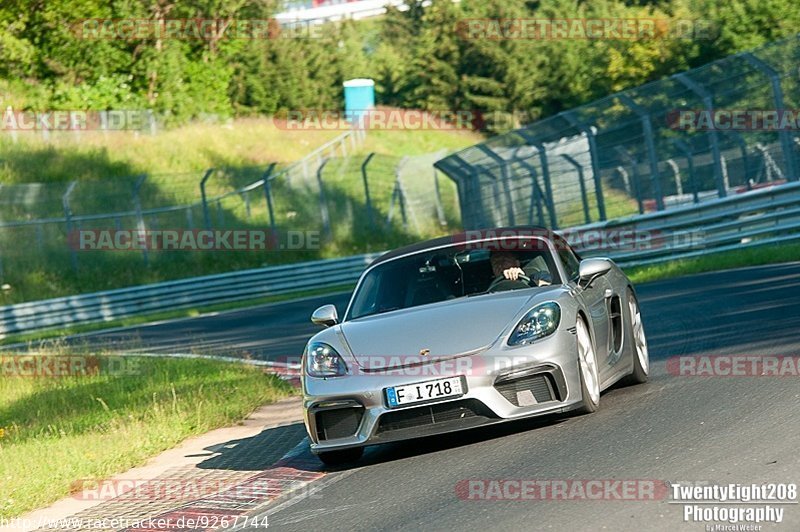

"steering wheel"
[487,273,532,292]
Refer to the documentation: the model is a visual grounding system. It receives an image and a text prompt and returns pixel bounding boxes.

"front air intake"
[315,406,364,441]
[495,373,559,406]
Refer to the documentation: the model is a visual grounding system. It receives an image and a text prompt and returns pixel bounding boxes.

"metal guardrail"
[2,181,799,337]
[0,253,381,337]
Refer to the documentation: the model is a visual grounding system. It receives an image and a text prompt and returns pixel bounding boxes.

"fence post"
[530,140,557,228]
[133,174,149,266]
[476,167,505,227]
[387,178,410,229]
[147,109,157,135]
[721,155,731,191]
[741,52,797,182]
[398,180,410,229]
[725,131,751,190]
[560,112,607,220]
[243,191,251,219]
[516,159,545,226]
[517,131,558,228]
[672,139,699,203]
[200,168,214,230]
[666,159,683,197]
[395,162,418,232]
[216,200,225,227]
[62,181,78,272]
[433,168,447,226]
[616,166,631,195]
[361,153,376,226]
[262,163,277,236]
[6,106,17,144]
[434,156,475,229]
[675,73,727,198]
[561,154,591,224]
[616,148,644,214]
[755,143,783,183]
[618,94,664,211]
[476,145,516,225]
[316,158,332,238]
[100,110,108,139]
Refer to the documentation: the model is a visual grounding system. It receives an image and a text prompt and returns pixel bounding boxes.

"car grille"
[377,399,495,434]
[315,407,364,441]
[495,373,559,406]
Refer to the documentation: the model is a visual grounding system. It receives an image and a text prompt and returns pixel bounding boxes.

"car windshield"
[347,242,560,320]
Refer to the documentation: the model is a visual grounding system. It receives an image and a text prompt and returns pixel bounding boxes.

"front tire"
[317,447,364,466]
[575,317,600,414]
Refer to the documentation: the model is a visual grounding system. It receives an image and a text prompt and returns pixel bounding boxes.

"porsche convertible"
[301,228,649,465]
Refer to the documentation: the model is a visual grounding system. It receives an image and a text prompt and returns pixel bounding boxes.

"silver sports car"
[301,228,649,465]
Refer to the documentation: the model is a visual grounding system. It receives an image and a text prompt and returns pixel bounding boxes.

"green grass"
[625,242,800,284]
[0,352,295,518]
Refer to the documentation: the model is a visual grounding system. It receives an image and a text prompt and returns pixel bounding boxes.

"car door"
[557,246,613,379]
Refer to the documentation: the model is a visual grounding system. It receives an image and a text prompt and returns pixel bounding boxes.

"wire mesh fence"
[435,35,800,230]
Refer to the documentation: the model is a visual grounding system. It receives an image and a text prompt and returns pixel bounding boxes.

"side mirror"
[578,258,612,287]
[311,304,339,327]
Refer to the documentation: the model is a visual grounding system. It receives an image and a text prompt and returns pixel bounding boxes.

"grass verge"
[0,352,295,519]
[625,242,800,284]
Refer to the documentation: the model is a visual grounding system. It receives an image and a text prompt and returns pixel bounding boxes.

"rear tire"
[622,290,649,386]
[575,317,600,414]
[317,447,364,466]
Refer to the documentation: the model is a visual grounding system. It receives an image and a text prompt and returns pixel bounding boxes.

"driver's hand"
[503,267,525,280]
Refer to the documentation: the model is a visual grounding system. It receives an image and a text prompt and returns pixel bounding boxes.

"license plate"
[385,376,465,408]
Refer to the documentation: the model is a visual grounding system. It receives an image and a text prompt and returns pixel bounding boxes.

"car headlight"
[305,342,348,377]
[508,302,561,346]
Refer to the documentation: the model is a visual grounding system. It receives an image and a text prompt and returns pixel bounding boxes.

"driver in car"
[490,251,552,287]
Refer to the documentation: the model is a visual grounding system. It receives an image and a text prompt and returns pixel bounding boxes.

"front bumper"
[302,328,583,453]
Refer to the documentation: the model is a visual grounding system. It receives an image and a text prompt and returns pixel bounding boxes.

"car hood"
[339,288,560,369]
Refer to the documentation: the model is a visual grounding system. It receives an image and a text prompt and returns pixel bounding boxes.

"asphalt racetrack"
[51,263,800,530]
